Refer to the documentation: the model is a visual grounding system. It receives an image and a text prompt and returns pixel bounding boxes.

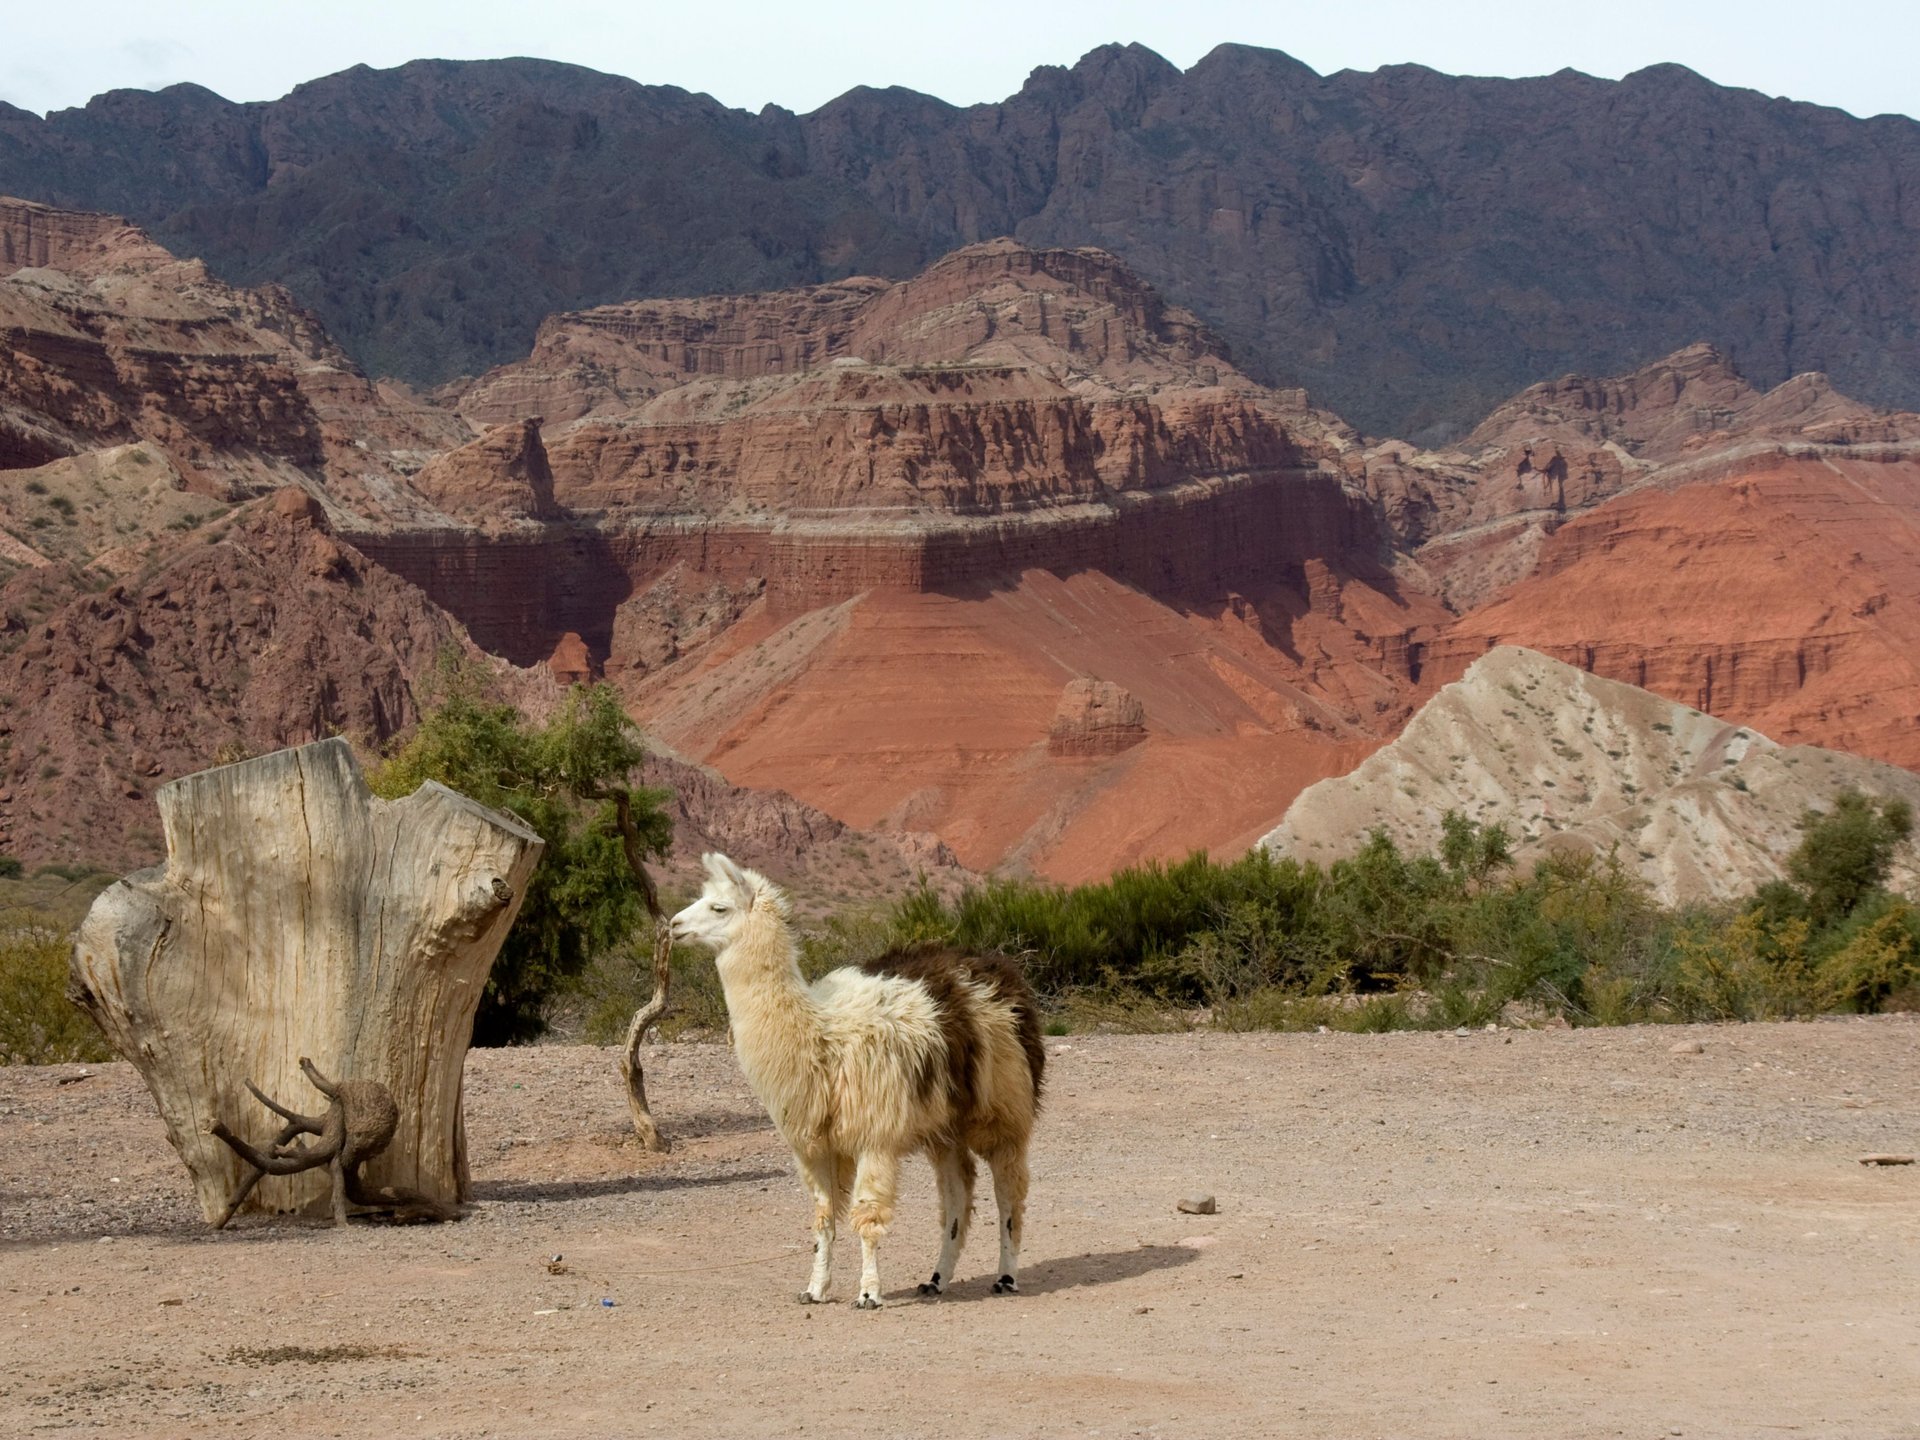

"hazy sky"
[5,0,1918,123]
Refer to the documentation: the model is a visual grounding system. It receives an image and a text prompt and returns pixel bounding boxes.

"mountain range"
[7,45,1920,440]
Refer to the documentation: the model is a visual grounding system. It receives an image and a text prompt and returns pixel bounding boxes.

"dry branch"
[598,785,672,1152]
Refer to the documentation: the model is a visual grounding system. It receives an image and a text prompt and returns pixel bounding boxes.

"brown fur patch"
[859,945,1045,1118]
[861,945,980,1121]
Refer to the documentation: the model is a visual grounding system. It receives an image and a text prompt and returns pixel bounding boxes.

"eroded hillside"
[8,197,1920,885]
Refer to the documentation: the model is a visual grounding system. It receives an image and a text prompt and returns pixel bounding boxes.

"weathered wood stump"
[69,738,544,1225]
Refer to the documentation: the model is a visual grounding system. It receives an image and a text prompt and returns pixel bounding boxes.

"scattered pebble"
[1670,1040,1704,1055]
[1177,1194,1217,1215]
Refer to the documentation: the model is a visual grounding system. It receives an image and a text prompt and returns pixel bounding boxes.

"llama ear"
[714,853,753,894]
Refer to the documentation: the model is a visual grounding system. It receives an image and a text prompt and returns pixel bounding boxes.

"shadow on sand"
[917,1241,1202,1302]
[471,1163,787,1206]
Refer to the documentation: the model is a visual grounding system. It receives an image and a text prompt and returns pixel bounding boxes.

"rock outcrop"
[1419,453,1920,772]
[409,418,559,526]
[1352,344,1920,609]
[0,491,481,865]
[1261,647,1920,906]
[1048,679,1147,758]
[454,239,1239,427]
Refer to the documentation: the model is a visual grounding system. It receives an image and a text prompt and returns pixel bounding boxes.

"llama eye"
[710,902,730,913]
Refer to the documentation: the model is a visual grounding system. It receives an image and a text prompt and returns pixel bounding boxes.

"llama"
[670,852,1044,1309]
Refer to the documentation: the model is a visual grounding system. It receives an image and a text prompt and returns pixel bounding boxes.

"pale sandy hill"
[0,443,219,576]
[1260,647,1920,906]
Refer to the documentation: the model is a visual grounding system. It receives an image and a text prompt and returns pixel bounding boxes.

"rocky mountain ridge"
[0,195,465,517]
[8,49,1920,438]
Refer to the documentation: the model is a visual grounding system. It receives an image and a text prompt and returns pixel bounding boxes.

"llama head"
[670,851,787,950]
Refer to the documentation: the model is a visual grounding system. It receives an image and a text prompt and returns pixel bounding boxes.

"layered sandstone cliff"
[1420,454,1920,771]
[454,239,1241,427]
[0,196,466,512]
[1354,344,1920,609]
[14,193,1920,887]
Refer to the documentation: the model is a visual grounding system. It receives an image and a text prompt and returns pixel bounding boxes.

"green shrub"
[370,669,672,1045]
[1673,911,1824,1020]
[566,940,730,1043]
[1787,790,1913,926]
[881,800,1920,1034]
[0,926,109,1065]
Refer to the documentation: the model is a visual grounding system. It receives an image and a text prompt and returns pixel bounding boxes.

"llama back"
[857,945,1045,1119]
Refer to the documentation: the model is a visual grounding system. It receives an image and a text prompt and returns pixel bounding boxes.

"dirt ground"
[2,1018,1917,1439]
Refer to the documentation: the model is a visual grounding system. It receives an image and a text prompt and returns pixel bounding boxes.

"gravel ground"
[2,1017,1917,1438]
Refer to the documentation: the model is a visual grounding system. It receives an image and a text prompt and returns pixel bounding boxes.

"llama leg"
[987,1146,1031,1294]
[919,1146,976,1296]
[796,1149,840,1304]
[850,1150,900,1310]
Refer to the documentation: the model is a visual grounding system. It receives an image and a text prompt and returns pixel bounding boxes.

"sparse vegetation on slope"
[885,799,1919,1033]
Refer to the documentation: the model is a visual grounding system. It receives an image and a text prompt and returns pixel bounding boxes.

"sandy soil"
[2,1018,1917,1439]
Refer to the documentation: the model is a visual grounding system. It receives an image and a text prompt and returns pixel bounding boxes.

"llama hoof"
[797,1290,826,1305]
[992,1275,1019,1294]
[917,1271,945,1296]
[855,1293,883,1310]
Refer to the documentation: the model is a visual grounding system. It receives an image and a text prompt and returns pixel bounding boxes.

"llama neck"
[715,912,822,1132]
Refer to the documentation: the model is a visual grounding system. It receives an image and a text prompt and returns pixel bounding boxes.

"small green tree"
[371,673,672,1045]
[1785,790,1913,927]
[1439,810,1514,884]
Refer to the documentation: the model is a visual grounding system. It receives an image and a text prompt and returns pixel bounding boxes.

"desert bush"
[885,801,1917,1034]
[370,667,672,1045]
[1806,895,1920,1013]
[1672,911,1825,1020]
[565,939,731,1043]
[0,926,109,1065]
[1786,789,1913,926]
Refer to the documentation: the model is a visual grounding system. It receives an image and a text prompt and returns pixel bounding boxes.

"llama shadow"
[924,1242,1201,1302]
[471,1163,786,1206]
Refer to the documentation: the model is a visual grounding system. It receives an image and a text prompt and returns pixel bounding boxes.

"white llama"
[671,852,1045,1309]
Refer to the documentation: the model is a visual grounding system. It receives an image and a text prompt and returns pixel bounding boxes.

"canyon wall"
[346,466,1370,666]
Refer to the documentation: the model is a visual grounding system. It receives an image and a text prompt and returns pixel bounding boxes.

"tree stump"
[69,737,544,1225]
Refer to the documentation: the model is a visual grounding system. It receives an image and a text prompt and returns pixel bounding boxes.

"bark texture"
[69,737,544,1224]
